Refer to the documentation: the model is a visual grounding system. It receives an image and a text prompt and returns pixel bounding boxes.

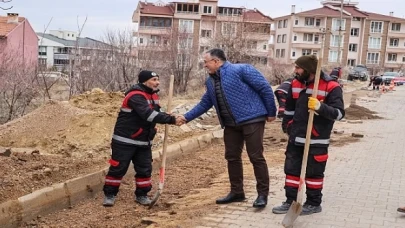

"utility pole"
[337,0,344,66]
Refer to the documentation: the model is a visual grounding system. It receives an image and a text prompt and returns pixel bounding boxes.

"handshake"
[174,115,187,126]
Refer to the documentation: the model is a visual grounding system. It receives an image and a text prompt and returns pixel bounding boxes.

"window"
[283,19,288,28]
[367,52,379,64]
[329,50,338,62]
[332,19,345,31]
[203,6,212,14]
[392,23,401,31]
[38,58,47,65]
[179,37,193,49]
[276,49,280,58]
[303,33,313,42]
[292,51,296,57]
[282,34,287,43]
[314,35,319,44]
[177,4,199,13]
[353,17,360,21]
[390,38,399,47]
[281,49,285,58]
[330,35,343,47]
[370,21,383,33]
[368,37,381,49]
[150,35,160,45]
[54,59,69,65]
[179,20,194,33]
[247,41,257,49]
[388,53,397,62]
[293,35,297,41]
[139,38,144,44]
[347,59,356,66]
[263,44,267,50]
[222,22,236,35]
[305,17,314,26]
[316,19,321,27]
[278,20,283,29]
[351,28,359,37]
[199,46,209,54]
[302,49,312,56]
[402,56,405,62]
[349,43,358,52]
[201,30,212,38]
[295,19,298,25]
[218,7,242,16]
[39,46,47,56]
[277,35,282,43]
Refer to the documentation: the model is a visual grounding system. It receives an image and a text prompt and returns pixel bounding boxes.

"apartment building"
[132,0,272,69]
[272,0,405,72]
[37,30,110,72]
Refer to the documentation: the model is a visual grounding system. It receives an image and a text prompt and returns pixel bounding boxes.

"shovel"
[149,74,174,209]
[282,31,326,227]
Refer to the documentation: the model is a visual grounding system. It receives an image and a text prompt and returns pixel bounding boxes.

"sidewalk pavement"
[197,86,405,228]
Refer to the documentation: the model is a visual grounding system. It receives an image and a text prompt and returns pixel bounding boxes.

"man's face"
[203,53,220,74]
[294,65,305,76]
[143,76,160,91]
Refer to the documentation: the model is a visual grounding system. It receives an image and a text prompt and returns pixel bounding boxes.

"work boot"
[215,192,246,204]
[301,204,322,215]
[136,195,152,205]
[272,202,291,214]
[253,195,268,208]
[102,195,116,207]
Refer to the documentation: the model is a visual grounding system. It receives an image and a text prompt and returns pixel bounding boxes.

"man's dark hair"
[206,48,227,62]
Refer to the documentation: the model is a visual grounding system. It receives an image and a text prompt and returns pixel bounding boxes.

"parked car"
[382,72,402,85]
[392,75,405,86]
[348,65,369,81]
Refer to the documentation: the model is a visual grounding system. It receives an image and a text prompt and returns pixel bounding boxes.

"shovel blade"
[282,201,303,227]
[148,190,161,209]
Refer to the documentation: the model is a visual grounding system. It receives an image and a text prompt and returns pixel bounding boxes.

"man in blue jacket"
[183,48,277,208]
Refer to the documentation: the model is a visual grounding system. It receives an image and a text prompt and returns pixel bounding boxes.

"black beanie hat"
[138,70,159,83]
[294,55,318,74]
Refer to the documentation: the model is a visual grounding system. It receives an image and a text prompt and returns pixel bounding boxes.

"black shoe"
[215,192,246,204]
[300,204,322,215]
[272,202,291,214]
[253,195,267,208]
[102,195,116,207]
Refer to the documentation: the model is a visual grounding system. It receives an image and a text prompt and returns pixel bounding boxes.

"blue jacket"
[184,61,277,127]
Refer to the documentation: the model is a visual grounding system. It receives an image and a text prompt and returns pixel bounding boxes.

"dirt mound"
[344,104,382,120]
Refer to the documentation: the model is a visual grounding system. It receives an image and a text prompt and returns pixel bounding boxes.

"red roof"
[0,15,25,37]
[343,6,368,18]
[363,11,405,22]
[295,7,343,17]
[139,2,174,16]
[243,9,273,23]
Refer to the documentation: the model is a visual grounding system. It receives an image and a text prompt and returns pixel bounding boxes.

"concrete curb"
[0,129,224,228]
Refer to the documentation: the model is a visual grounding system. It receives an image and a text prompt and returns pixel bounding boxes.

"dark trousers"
[103,141,152,197]
[224,121,269,196]
[284,142,328,206]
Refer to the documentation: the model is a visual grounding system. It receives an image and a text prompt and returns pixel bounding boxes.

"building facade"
[272,0,405,72]
[37,30,110,72]
[132,0,273,70]
[0,13,38,68]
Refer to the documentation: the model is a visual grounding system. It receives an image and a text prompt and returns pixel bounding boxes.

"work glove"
[308,97,321,111]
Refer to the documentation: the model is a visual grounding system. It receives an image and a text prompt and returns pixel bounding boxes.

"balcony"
[244,32,271,41]
[292,42,321,49]
[137,26,172,35]
[293,26,324,34]
[387,47,405,53]
[388,31,405,38]
[53,53,70,60]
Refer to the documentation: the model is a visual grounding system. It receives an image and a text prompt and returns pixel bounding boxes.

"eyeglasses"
[203,58,218,64]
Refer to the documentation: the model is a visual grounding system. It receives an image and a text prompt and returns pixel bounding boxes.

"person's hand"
[266,117,276,122]
[308,97,321,111]
[175,115,186,126]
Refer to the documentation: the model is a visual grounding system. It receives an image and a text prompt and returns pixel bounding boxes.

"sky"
[5,0,404,40]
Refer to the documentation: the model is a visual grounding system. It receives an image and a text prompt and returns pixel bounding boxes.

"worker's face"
[143,77,160,91]
[294,65,310,81]
[203,53,221,74]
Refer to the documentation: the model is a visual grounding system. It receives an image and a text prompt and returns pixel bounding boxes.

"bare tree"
[0,0,12,10]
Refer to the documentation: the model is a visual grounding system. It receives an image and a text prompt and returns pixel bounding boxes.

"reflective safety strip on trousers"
[112,134,152,146]
[285,175,300,188]
[276,89,288,94]
[147,110,159,122]
[136,177,152,188]
[305,178,323,189]
[121,108,132,112]
[105,176,122,187]
[284,110,295,116]
[295,137,330,145]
